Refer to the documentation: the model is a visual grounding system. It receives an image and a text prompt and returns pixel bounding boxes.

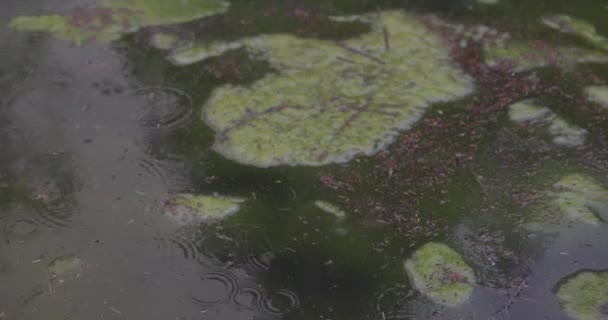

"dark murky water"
[2,0,608,319]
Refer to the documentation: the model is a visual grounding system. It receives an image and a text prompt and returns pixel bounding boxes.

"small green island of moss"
[9,0,229,45]
[169,10,474,167]
[556,270,608,320]
[508,100,552,123]
[507,100,586,147]
[404,242,476,307]
[584,85,608,109]
[314,200,346,220]
[162,193,245,225]
[542,15,608,52]
[48,254,82,277]
[553,174,608,225]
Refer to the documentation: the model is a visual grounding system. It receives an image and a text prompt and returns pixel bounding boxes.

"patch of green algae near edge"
[9,0,229,45]
[171,10,475,167]
[484,42,608,72]
[165,193,245,225]
[404,242,476,307]
[508,100,552,123]
[314,200,346,220]
[48,255,82,277]
[553,174,608,225]
[542,15,608,52]
[507,100,587,147]
[584,85,608,109]
[556,270,608,320]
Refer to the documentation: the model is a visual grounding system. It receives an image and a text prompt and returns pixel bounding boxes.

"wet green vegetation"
[2,0,608,319]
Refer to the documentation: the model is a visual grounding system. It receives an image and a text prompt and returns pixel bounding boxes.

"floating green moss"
[150,32,181,50]
[484,42,608,72]
[584,85,608,109]
[169,41,244,65]
[404,242,476,307]
[508,100,552,123]
[507,100,586,147]
[476,0,499,4]
[556,270,608,320]
[314,200,346,220]
[48,255,82,276]
[548,118,587,147]
[163,193,245,225]
[171,11,474,167]
[9,0,229,45]
[542,15,608,52]
[553,174,608,225]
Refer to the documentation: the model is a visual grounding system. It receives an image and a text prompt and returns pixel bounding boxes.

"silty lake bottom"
[1,0,608,319]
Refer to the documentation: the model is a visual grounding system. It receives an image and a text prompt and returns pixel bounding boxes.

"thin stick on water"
[382,26,390,51]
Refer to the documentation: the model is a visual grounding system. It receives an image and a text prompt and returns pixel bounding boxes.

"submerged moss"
[542,15,608,52]
[314,200,346,220]
[9,0,229,45]
[172,11,474,167]
[556,270,608,320]
[404,242,476,307]
[584,85,608,109]
[163,193,245,225]
[553,174,608,225]
[48,255,82,276]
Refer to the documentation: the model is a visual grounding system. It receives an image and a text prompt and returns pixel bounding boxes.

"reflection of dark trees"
[258,242,379,319]
[0,34,78,223]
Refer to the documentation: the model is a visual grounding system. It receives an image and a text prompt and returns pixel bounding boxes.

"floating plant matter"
[48,255,82,277]
[9,0,229,45]
[314,200,346,220]
[169,11,474,167]
[508,100,552,123]
[584,85,608,109]
[542,15,608,52]
[404,242,476,307]
[507,100,586,147]
[484,42,608,72]
[555,270,608,320]
[552,174,608,225]
[149,32,182,50]
[162,193,245,225]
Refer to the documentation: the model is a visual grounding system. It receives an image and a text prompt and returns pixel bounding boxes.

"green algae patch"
[175,10,474,167]
[548,118,587,147]
[484,42,608,72]
[552,174,608,225]
[150,32,181,50]
[48,255,82,277]
[555,270,608,320]
[507,100,586,147]
[169,41,244,65]
[314,200,346,220]
[542,15,608,52]
[9,0,229,45]
[163,193,245,225]
[508,100,552,123]
[584,85,608,109]
[404,242,476,307]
